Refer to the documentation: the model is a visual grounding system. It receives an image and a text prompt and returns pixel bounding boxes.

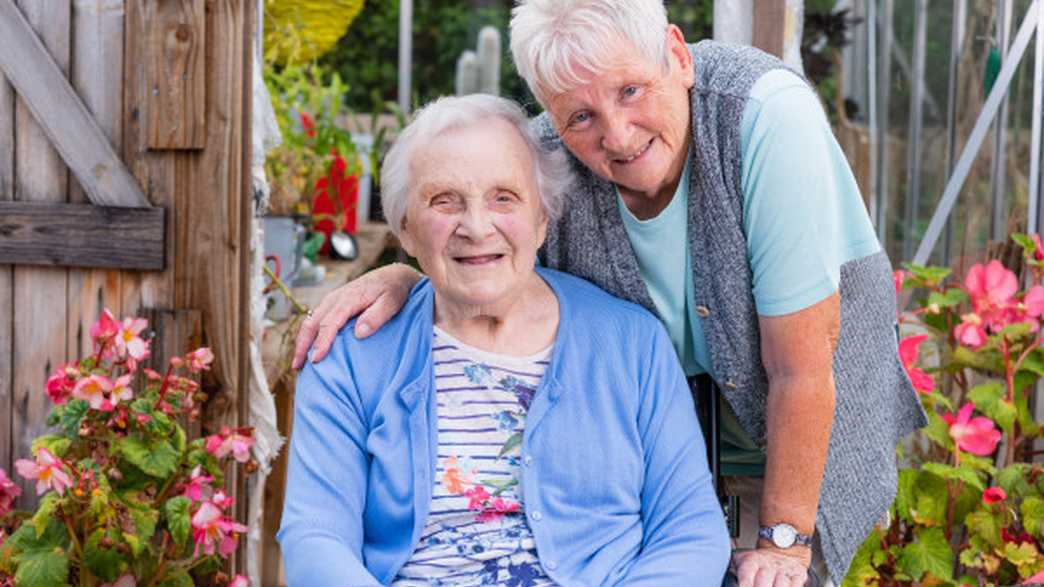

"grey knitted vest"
[535,41,927,580]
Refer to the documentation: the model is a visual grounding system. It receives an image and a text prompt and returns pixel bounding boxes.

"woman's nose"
[600,115,634,154]
[456,206,496,240]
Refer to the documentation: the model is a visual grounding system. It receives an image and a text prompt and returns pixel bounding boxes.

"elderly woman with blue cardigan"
[277,95,730,586]
[293,1,927,585]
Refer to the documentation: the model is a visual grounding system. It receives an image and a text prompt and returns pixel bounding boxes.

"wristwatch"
[758,523,814,549]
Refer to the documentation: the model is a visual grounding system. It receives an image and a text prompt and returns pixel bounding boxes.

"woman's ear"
[398,216,417,258]
[666,24,695,88]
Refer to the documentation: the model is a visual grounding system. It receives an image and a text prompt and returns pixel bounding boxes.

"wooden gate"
[0,0,254,568]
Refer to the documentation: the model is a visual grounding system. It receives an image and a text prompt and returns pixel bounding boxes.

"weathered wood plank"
[68,0,126,358]
[752,0,786,59]
[0,0,147,208]
[144,308,203,439]
[146,0,206,150]
[123,0,177,316]
[0,67,13,474]
[0,202,165,270]
[11,0,70,507]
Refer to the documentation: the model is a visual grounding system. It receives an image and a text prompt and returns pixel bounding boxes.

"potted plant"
[0,310,254,587]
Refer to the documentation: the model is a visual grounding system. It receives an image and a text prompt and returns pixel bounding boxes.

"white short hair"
[510,0,670,101]
[381,94,572,237]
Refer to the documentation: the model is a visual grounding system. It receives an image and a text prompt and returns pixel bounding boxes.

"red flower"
[942,404,1002,456]
[954,314,988,349]
[300,112,316,138]
[898,335,934,394]
[982,486,1007,505]
[1032,234,1044,261]
[0,468,21,517]
[46,363,79,405]
[893,270,907,298]
[464,486,491,511]
[965,261,1019,330]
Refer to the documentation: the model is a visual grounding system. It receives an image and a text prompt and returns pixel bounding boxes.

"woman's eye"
[569,112,591,127]
[495,191,517,203]
[622,85,639,98]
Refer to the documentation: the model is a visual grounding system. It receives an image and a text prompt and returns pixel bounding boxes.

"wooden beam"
[752,0,786,59]
[0,0,149,208]
[0,201,165,270]
[146,0,206,150]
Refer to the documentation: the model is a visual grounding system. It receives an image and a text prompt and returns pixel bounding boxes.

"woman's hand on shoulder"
[292,263,422,369]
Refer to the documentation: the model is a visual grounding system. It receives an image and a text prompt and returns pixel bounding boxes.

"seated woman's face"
[399,118,549,310]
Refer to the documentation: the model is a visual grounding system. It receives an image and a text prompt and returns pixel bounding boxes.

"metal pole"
[877,0,894,246]
[913,1,1040,266]
[943,0,967,265]
[868,0,879,226]
[904,0,929,261]
[991,0,1014,240]
[1029,0,1044,234]
[398,0,413,116]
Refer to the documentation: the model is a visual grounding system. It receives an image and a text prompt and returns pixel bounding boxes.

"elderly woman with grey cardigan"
[292,1,927,585]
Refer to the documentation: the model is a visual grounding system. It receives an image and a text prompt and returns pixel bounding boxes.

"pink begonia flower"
[211,490,234,510]
[90,309,119,342]
[205,427,255,463]
[982,486,1007,505]
[1022,285,1044,319]
[183,466,215,503]
[1032,234,1044,261]
[942,404,1002,456]
[228,576,249,587]
[45,363,79,405]
[965,261,1019,330]
[14,448,73,496]
[115,317,149,362]
[110,375,134,407]
[191,500,248,557]
[0,468,22,516]
[954,314,989,349]
[185,347,215,373]
[100,575,136,587]
[898,335,934,393]
[73,374,115,412]
[893,270,907,298]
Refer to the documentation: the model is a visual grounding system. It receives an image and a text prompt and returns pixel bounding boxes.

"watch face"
[773,524,797,548]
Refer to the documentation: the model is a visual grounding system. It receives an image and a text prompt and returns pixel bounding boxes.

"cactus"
[455,26,501,96]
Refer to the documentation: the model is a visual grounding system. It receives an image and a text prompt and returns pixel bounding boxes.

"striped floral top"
[392,327,556,586]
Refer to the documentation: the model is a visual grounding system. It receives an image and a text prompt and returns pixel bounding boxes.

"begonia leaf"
[923,462,985,492]
[1001,541,1038,568]
[913,471,949,525]
[120,436,180,479]
[30,434,72,459]
[894,469,918,524]
[1018,348,1044,379]
[84,529,124,582]
[157,569,194,587]
[901,263,952,288]
[997,464,1033,498]
[923,411,954,451]
[127,507,159,556]
[164,496,192,550]
[966,510,1002,547]
[32,494,61,539]
[13,548,68,587]
[952,346,1005,374]
[1022,496,1044,539]
[968,382,1017,435]
[896,527,954,582]
[51,399,89,437]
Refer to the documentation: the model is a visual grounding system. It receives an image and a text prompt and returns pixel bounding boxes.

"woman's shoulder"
[538,268,665,334]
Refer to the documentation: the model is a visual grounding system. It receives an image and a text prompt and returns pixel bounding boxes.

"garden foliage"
[0,311,253,587]
[845,235,1044,586]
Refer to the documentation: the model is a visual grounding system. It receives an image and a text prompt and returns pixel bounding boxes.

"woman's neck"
[433,273,559,356]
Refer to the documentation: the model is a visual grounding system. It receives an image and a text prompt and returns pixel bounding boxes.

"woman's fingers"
[292,282,376,369]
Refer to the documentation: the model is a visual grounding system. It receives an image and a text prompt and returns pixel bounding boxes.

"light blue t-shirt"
[619,69,882,475]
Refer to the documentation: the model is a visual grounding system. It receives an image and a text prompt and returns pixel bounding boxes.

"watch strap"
[758,525,814,548]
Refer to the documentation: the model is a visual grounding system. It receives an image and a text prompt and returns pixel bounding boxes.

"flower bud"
[244,460,259,474]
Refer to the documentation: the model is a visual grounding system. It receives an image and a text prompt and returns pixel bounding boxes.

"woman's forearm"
[760,373,836,539]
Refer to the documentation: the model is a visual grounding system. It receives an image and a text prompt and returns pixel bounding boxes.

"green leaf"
[894,469,918,524]
[896,527,955,582]
[902,263,952,288]
[127,507,159,557]
[952,345,1005,374]
[53,399,89,437]
[30,435,72,459]
[922,462,986,492]
[163,496,192,550]
[31,494,60,538]
[120,437,180,479]
[966,510,1002,547]
[497,432,522,459]
[1018,348,1044,378]
[1000,322,1033,343]
[1001,541,1038,567]
[959,453,997,476]
[913,471,949,525]
[923,411,955,451]
[1012,232,1037,254]
[927,288,968,310]
[84,530,124,582]
[997,464,1034,498]
[1022,496,1044,538]
[173,424,187,455]
[968,382,1017,434]
[13,548,69,587]
[157,569,194,587]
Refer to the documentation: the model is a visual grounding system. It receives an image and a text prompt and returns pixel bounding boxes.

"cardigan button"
[694,305,711,318]
[723,379,738,390]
